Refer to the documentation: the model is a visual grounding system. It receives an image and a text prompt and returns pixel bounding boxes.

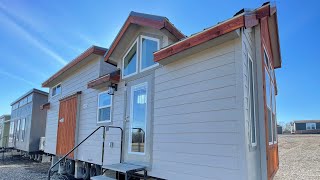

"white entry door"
[123,75,153,166]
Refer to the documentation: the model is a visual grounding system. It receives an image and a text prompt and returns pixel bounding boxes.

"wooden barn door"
[56,95,78,158]
[261,17,279,180]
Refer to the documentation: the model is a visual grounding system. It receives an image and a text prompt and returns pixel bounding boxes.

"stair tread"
[90,175,116,180]
[102,163,146,173]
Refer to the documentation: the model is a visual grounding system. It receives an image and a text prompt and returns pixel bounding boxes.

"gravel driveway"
[274,134,320,180]
[0,151,64,180]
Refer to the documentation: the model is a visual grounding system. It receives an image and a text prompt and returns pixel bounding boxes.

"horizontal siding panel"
[155,63,235,92]
[155,52,235,84]
[153,151,239,170]
[153,142,238,157]
[154,85,235,109]
[151,160,239,180]
[153,132,240,145]
[155,74,235,101]
[154,121,239,134]
[153,109,239,125]
[154,97,236,117]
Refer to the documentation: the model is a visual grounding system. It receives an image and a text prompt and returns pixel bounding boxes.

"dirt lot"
[274,134,320,180]
[0,151,64,180]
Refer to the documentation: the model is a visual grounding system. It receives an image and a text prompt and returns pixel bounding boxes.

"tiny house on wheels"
[291,120,320,134]
[9,89,48,157]
[43,2,282,180]
[0,115,11,148]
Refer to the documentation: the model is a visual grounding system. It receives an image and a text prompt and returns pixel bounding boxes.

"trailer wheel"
[66,159,75,175]
[37,154,42,162]
[90,165,102,177]
[81,162,90,180]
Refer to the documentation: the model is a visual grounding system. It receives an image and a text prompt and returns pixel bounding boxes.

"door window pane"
[123,42,137,77]
[141,37,158,70]
[130,83,147,153]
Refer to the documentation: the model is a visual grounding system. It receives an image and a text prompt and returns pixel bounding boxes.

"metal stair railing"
[47,125,123,180]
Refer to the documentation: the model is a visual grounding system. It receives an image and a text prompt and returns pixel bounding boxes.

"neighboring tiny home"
[8,89,48,153]
[0,115,11,148]
[43,2,282,180]
[291,120,320,134]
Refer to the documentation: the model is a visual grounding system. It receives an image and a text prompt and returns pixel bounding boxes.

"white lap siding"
[44,56,116,165]
[151,39,247,180]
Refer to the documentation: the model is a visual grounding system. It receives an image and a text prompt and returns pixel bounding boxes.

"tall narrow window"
[248,55,257,146]
[129,83,147,154]
[16,120,20,141]
[272,87,277,143]
[140,36,159,71]
[9,122,14,143]
[97,92,112,123]
[21,118,26,141]
[123,41,138,77]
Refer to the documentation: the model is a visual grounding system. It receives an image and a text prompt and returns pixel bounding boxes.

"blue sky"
[0,0,319,123]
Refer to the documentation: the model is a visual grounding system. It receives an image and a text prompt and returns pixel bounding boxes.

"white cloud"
[0,4,68,65]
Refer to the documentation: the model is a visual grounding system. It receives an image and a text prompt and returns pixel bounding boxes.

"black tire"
[82,162,90,180]
[65,159,75,175]
[90,165,102,177]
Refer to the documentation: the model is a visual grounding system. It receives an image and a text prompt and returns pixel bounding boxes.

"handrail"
[47,125,123,180]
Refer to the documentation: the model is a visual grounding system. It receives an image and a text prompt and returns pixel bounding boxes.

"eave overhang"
[42,46,108,87]
[154,3,282,69]
[87,70,120,89]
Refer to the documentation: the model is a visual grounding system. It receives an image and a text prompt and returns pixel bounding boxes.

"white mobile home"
[44,2,281,180]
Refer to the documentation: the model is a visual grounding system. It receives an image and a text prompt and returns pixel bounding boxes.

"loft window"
[122,35,159,78]
[123,40,138,77]
[52,84,61,97]
[140,36,160,71]
[248,54,257,146]
[97,92,112,123]
[306,123,316,130]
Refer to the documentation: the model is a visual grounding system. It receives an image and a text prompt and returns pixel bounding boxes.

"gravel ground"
[274,134,320,180]
[0,151,64,180]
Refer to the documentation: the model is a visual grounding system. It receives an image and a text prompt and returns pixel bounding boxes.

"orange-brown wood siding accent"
[56,95,78,158]
[260,17,279,180]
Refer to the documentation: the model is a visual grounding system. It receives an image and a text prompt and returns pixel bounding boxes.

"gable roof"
[42,46,108,87]
[154,2,281,69]
[104,11,186,64]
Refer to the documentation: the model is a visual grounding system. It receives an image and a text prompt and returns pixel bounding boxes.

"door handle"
[59,118,64,123]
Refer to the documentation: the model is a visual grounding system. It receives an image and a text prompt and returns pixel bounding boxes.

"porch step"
[102,163,146,173]
[90,175,116,180]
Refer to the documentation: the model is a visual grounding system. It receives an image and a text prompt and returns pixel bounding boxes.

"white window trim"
[139,35,160,73]
[128,82,148,155]
[96,91,112,124]
[122,38,139,79]
[248,54,257,147]
[51,83,62,97]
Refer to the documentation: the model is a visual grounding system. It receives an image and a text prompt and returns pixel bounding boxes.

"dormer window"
[122,35,160,78]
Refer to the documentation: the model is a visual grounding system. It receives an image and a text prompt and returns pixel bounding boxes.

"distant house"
[0,115,11,148]
[292,120,320,134]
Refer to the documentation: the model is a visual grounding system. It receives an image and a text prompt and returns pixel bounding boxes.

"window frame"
[96,91,113,124]
[128,82,148,155]
[139,35,160,73]
[122,38,139,79]
[16,119,20,141]
[20,118,26,142]
[247,53,257,147]
[306,123,316,130]
[51,83,62,97]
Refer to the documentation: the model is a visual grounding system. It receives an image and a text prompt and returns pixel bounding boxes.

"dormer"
[104,12,185,79]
